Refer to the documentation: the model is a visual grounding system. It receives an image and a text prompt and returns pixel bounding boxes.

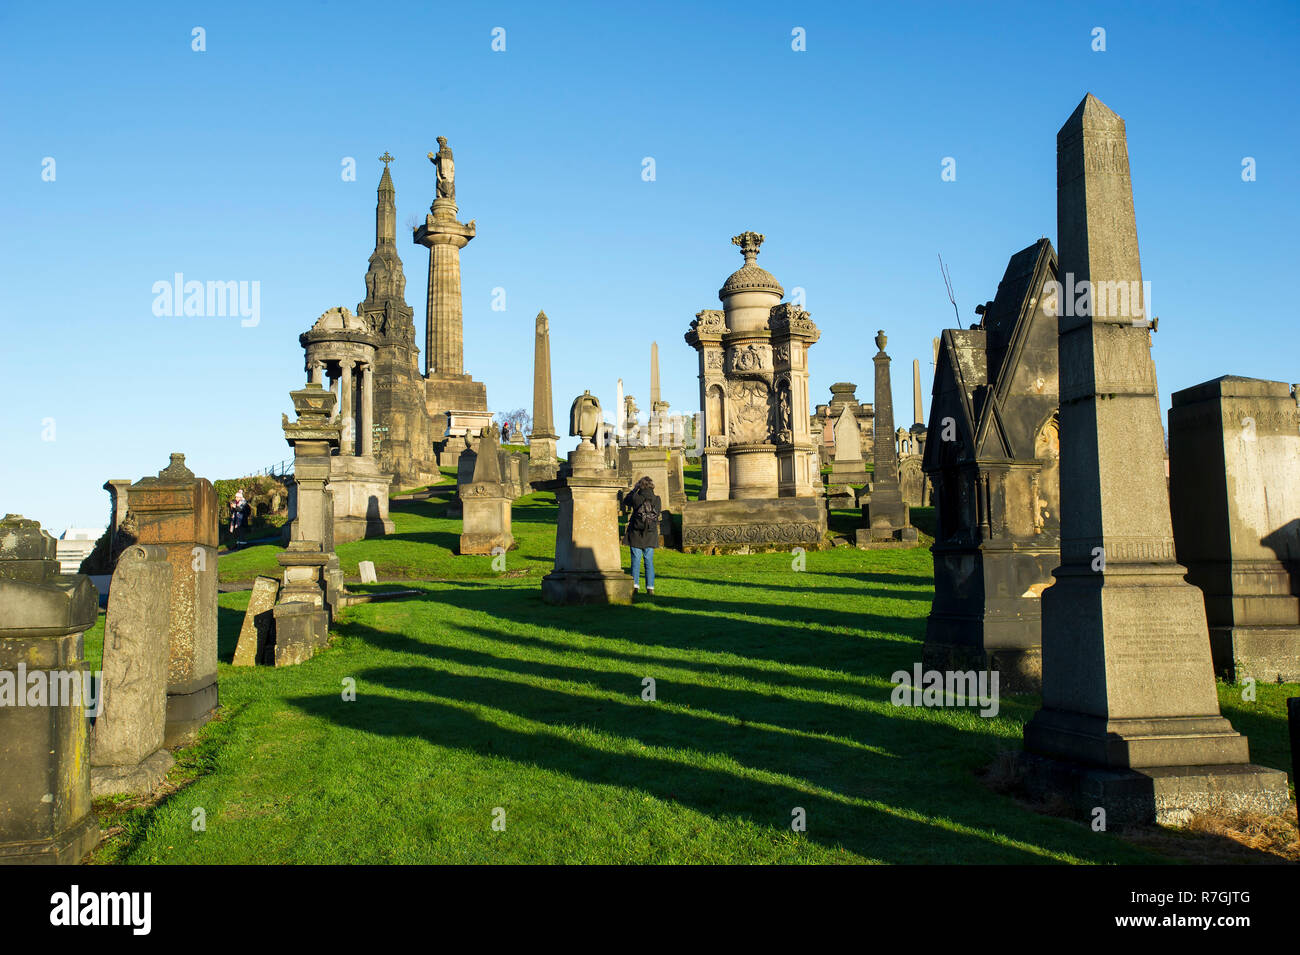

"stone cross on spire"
[732,231,765,265]
[379,151,394,168]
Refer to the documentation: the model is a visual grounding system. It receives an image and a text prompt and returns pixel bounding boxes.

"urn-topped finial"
[731,231,765,266]
[875,330,888,353]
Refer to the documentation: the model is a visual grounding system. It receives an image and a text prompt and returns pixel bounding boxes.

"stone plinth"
[542,448,633,605]
[0,515,100,864]
[274,543,331,665]
[1170,376,1300,682]
[1016,93,1285,824]
[328,454,394,543]
[90,544,174,797]
[124,453,218,746]
[681,497,826,554]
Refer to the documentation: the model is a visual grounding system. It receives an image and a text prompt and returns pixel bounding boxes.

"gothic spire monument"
[1016,94,1287,824]
[356,153,437,488]
[415,137,490,467]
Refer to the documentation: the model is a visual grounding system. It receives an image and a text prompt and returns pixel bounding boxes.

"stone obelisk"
[912,359,923,427]
[414,136,488,468]
[529,311,559,482]
[860,330,913,545]
[1018,94,1286,824]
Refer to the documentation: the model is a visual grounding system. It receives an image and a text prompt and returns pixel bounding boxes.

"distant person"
[502,420,512,443]
[228,490,251,539]
[622,475,661,599]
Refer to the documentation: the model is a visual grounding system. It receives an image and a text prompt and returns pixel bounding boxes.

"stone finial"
[731,231,765,265]
[875,330,888,353]
[570,390,602,443]
[379,151,394,168]
[158,453,195,483]
[536,310,548,334]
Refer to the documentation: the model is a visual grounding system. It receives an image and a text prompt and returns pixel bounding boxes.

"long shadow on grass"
[288,665,1151,864]
[678,575,933,601]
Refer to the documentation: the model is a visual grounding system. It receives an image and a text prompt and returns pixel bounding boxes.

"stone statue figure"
[569,390,602,444]
[428,136,455,201]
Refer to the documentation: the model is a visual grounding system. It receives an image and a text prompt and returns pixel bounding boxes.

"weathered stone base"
[542,570,634,605]
[459,532,515,555]
[271,601,329,666]
[333,513,395,544]
[922,642,1042,695]
[1025,708,1251,769]
[164,681,217,747]
[681,497,826,554]
[1014,751,1290,827]
[90,749,174,798]
[1210,625,1300,683]
[0,811,99,865]
[855,526,919,550]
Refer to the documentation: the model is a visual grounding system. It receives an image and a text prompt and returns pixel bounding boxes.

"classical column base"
[0,811,100,865]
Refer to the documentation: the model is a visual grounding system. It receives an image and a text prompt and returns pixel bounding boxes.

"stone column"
[360,361,374,457]
[1016,93,1287,825]
[309,360,324,385]
[913,359,923,427]
[125,453,219,745]
[339,360,355,455]
[0,515,100,863]
[529,311,559,482]
[415,194,475,377]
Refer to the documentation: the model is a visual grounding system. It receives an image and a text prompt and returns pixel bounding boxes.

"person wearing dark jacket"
[622,476,661,598]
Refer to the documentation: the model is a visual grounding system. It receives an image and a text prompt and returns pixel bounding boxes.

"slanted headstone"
[90,544,174,796]
[358,560,378,584]
[125,453,219,746]
[1017,93,1287,825]
[0,514,100,863]
[233,576,280,667]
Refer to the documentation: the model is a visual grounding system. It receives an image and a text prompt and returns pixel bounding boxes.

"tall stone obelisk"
[529,311,559,482]
[1018,94,1286,824]
[860,330,914,545]
[415,136,489,468]
[912,359,923,427]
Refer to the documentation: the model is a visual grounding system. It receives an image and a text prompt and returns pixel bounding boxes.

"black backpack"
[632,494,659,532]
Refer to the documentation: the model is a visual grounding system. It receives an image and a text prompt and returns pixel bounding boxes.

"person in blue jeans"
[622,475,661,599]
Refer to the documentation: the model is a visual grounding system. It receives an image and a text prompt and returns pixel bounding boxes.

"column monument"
[528,311,559,482]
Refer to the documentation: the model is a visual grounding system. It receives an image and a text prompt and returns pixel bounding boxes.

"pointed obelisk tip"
[1062,92,1124,136]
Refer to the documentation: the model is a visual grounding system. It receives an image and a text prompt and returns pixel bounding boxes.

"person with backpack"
[622,475,661,599]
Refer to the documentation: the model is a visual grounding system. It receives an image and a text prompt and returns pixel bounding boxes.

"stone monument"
[542,392,634,604]
[922,239,1062,690]
[90,544,174,796]
[274,384,344,666]
[232,575,279,667]
[300,306,395,543]
[1169,376,1300,682]
[125,453,218,745]
[859,331,917,548]
[1017,94,1287,824]
[357,153,439,490]
[681,232,826,552]
[528,311,560,483]
[459,425,515,555]
[0,515,100,863]
[414,136,490,468]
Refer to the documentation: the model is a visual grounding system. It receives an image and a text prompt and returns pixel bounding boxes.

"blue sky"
[2,1,1296,531]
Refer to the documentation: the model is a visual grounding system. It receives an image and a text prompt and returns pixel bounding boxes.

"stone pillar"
[0,515,100,863]
[339,360,355,455]
[542,441,634,605]
[1169,376,1300,682]
[90,544,174,796]
[360,361,374,457]
[125,453,218,745]
[1016,93,1287,825]
[309,360,324,386]
[529,311,559,482]
[862,331,913,544]
[912,359,923,428]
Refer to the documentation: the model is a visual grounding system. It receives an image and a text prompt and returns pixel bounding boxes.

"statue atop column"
[429,136,455,202]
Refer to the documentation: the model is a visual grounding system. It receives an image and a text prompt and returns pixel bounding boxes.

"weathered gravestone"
[1016,94,1288,825]
[125,453,219,746]
[358,560,378,584]
[90,544,174,796]
[543,392,634,604]
[1169,376,1300,682]
[232,576,280,667]
[460,425,515,555]
[0,515,100,863]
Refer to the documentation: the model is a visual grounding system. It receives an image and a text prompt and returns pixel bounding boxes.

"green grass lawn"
[87,471,1298,864]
